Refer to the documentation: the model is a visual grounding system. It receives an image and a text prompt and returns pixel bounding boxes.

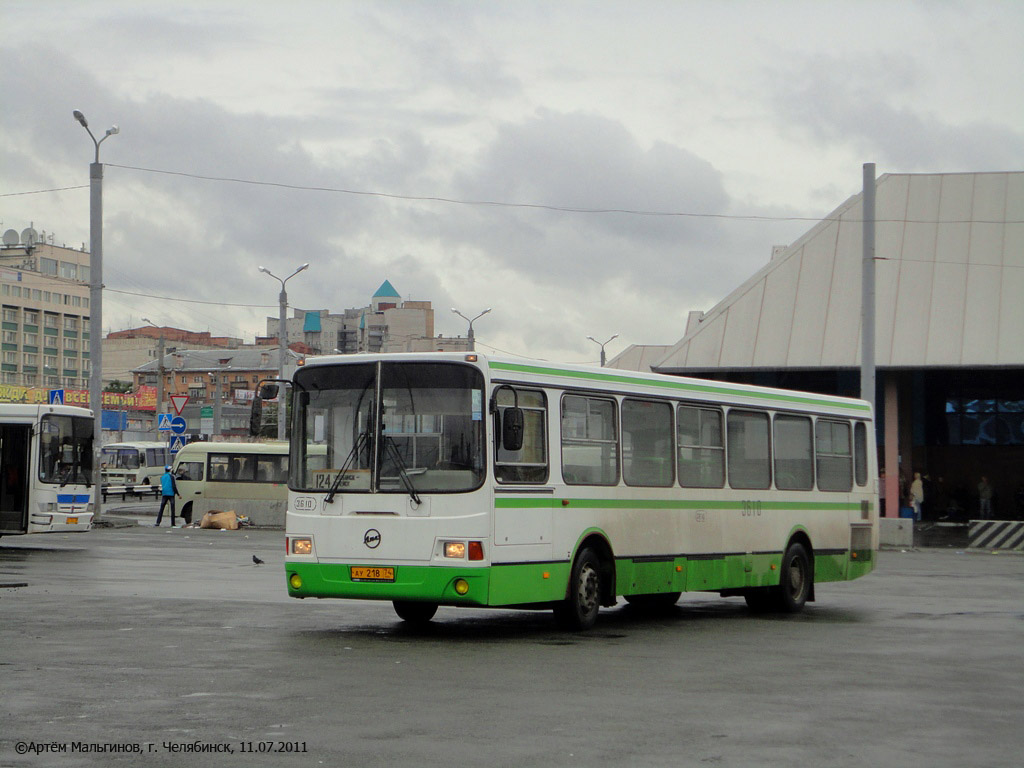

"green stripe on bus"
[488,361,872,412]
[286,549,870,608]
[494,497,864,511]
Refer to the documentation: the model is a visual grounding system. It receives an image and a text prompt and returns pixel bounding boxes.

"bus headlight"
[454,578,470,595]
[289,573,303,589]
[444,541,466,559]
[291,537,313,556]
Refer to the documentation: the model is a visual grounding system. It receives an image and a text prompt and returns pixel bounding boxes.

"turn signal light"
[289,573,303,589]
[468,541,484,561]
[454,578,470,595]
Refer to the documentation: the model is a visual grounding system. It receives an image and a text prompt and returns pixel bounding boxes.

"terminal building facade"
[611,172,1024,521]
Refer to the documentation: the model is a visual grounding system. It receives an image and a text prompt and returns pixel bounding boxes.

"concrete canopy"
[643,172,1024,374]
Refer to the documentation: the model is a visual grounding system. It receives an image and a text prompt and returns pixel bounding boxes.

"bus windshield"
[38,414,93,485]
[293,361,486,494]
[101,447,141,470]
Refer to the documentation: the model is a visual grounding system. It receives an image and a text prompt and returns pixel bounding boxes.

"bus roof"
[296,352,873,418]
[173,441,289,459]
[0,403,94,421]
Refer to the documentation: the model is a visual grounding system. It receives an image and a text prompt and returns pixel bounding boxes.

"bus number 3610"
[741,500,763,517]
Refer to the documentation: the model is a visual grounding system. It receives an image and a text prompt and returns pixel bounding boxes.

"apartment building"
[0,230,92,391]
[265,279,471,355]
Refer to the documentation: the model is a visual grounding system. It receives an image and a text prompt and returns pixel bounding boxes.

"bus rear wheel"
[554,546,602,630]
[775,542,812,613]
[393,601,438,625]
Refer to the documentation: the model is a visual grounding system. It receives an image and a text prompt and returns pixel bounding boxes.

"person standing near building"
[978,475,994,520]
[910,471,925,522]
[154,465,182,527]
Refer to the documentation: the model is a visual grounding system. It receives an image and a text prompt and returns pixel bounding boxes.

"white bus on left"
[0,403,95,536]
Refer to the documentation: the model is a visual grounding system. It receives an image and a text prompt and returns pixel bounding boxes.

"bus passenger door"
[0,425,31,534]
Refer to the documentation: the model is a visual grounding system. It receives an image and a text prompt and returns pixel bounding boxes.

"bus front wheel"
[393,601,438,624]
[554,546,602,630]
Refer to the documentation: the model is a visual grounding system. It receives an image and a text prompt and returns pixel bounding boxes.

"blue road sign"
[169,435,187,454]
[49,389,64,405]
[169,416,187,434]
[158,413,173,431]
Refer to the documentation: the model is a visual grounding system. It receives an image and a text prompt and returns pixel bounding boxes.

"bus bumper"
[285,561,492,606]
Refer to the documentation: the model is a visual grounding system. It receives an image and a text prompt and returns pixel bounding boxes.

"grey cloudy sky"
[2,0,1022,363]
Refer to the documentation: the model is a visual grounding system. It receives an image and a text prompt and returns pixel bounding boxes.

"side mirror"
[249,395,263,437]
[259,383,280,400]
[501,407,524,453]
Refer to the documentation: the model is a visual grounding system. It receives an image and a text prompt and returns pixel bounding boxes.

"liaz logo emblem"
[363,529,382,549]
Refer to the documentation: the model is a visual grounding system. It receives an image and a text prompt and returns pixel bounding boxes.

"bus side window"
[677,405,724,488]
[494,387,548,484]
[727,410,771,490]
[561,394,618,486]
[622,399,673,487]
[854,421,868,487]
[816,420,853,492]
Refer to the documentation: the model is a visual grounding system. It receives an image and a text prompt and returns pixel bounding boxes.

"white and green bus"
[0,403,96,537]
[274,352,877,629]
[171,441,291,526]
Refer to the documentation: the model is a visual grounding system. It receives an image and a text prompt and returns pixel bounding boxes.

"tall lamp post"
[450,307,491,352]
[141,318,165,421]
[258,263,309,440]
[586,334,618,367]
[73,109,118,511]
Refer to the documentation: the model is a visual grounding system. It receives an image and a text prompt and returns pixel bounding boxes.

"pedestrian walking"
[910,471,925,522]
[978,475,993,519]
[154,465,182,527]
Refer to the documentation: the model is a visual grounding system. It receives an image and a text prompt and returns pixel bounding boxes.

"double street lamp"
[258,263,309,440]
[450,307,491,352]
[586,334,618,367]
[73,109,118,508]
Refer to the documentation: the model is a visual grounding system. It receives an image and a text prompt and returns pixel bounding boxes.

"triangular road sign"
[158,413,173,430]
[169,394,189,415]
[169,435,187,452]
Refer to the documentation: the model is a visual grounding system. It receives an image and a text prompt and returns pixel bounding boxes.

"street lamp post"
[450,307,491,352]
[141,318,165,422]
[73,109,118,512]
[586,334,619,367]
[258,263,309,440]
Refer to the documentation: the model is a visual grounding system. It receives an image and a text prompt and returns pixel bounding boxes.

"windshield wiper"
[382,435,421,506]
[324,431,369,505]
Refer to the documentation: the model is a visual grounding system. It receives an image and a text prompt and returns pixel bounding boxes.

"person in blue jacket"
[154,465,182,527]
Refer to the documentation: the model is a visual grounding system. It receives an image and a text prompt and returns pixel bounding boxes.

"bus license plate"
[351,566,395,582]
[67,517,78,524]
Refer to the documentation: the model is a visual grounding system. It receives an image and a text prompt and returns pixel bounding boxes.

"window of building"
[494,387,548,484]
[24,310,38,326]
[32,289,41,300]
[561,394,618,486]
[10,286,21,298]
[2,308,17,322]
[773,414,814,490]
[40,257,58,276]
[622,398,673,487]
[60,262,78,280]
[727,410,771,490]
[64,317,78,331]
[677,405,724,488]
[816,420,853,492]
[44,313,58,328]
[2,331,15,344]
[23,333,38,346]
